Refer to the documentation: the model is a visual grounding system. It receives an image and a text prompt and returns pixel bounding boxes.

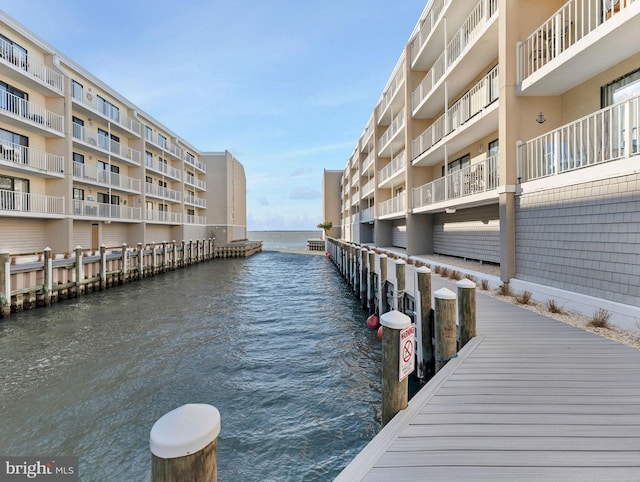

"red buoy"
[366,314,379,330]
[377,326,383,340]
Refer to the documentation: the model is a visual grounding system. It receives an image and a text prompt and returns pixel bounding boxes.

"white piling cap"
[457,278,476,289]
[150,404,221,459]
[395,259,406,265]
[380,310,412,330]
[434,287,456,300]
[416,266,431,274]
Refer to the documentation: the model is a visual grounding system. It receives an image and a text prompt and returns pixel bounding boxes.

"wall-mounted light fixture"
[445,208,456,214]
[478,144,485,153]
[536,112,546,124]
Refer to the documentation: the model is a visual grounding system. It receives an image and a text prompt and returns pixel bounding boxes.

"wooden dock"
[337,275,640,481]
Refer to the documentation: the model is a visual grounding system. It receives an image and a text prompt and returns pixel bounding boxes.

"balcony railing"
[412,0,498,113]
[0,189,65,215]
[71,88,141,135]
[184,153,207,172]
[362,178,375,196]
[378,192,407,217]
[184,195,206,208]
[361,206,375,221]
[518,0,636,82]
[518,93,640,182]
[0,91,64,134]
[0,141,64,176]
[145,157,181,179]
[73,124,141,165]
[413,66,499,160]
[410,0,451,65]
[378,150,406,186]
[145,210,182,223]
[73,163,141,192]
[376,61,405,120]
[0,39,64,93]
[186,215,207,224]
[361,151,375,173]
[413,154,499,209]
[73,200,141,220]
[146,131,184,159]
[362,119,374,144]
[145,182,182,202]
[184,174,206,190]
[377,108,405,154]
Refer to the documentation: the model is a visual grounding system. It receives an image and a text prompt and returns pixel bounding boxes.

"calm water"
[0,231,382,481]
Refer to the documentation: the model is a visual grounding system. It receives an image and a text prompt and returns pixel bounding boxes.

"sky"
[2,0,427,231]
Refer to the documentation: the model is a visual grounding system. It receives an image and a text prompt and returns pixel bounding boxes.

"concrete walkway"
[336,274,640,481]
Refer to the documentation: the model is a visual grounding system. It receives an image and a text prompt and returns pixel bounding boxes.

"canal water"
[0,231,382,481]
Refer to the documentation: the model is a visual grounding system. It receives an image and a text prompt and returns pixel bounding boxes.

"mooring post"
[122,243,129,282]
[434,288,457,373]
[379,254,388,315]
[416,266,433,379]
[151,404,221,482]
[368,250,375,311]
[189,240,194,265]
[98,245,106,290]
[353,246,360,296]
[137,243,144,279]
[360,247,368,305]
[43,247,52,305]
[74,246,83,297]
[395,259,406,311]
[381,310,412,426]
[162,242,167,272]
[457,278,477,349]
[181,240,186,267]
[0,250,11,317]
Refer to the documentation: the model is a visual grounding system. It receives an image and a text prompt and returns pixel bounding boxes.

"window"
[145,176,152,184]
[0,127,28,162]
[0,34,28,70]
[97,95,120,122]
[186,171,195,183]
[98,192,119,205]
[73,188,84,200]
[145,125,152,141]
[72,117,84,140]
[158,180,167,188]
[443,154,470,176]
[73,152,84,164]
[488,139,499,157]
[0,81,28,116]
[185,152,195,164]
[146,201,153,211]
[145,151,153,167]
[72,80,83,101]
[187,208,195,216]
[0,175,29,210]
[602,67,640,107]
[158,134,166,148]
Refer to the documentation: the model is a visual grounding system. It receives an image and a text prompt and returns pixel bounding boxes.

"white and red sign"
[399,324,415,381]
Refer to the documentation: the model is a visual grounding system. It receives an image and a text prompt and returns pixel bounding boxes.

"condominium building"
[0,10,247,255]
[325,0,640,311]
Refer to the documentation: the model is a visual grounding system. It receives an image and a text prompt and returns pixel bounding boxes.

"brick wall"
[515,173,640,305]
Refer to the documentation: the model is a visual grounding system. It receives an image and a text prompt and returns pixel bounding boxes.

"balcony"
[411,0,453,70]
[145,131,184,160]
[0,92,64,137]
[362,178,375,197]
[73,124,141,166]
[145,182,182,202]
[413,154,499,212]
[0,189,65,217]
[378,108,405,158]
[378,150,406,189]
[351,189,360,206]
[184,153,207,173]
[361,118,375,150]
[184,195,206,208]
[0,141,64,178]
[376,61,405,126]
[186,215,207,225]
[361,151,375,175]
[378,192,407,219]
[73,163,141,193]
[184,174,206,190]
[71,88,141,137]
[73,200,141,221]
[145,210,182,224]
[412,0,499,119]
[518,0,640,95]
[361,206,375,222]
[518,93,639,182]
[0,40,64,95]
[145,157,181,180]
[413,66,499,166]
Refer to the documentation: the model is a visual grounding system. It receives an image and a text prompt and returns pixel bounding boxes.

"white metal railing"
[518,0,636,82]
[378,150,406,186]
[73,163,141,192]
[0,141,64,175]
[351,174,359,187]
[147,131,184,159]
[362,178,375,196]
[0,91,64,134]
[184,174,206,190]
[73,200,141,220]
[361,151,375,173]
[361,205,375,221]
[184,153,206,172]
[351,188,359,205]
[378,108,406,153]
[519,93,640,181]
[363,119,374,143]
[378,192,407,217]
[410,0,451,65]
[72,124,141,165]
[412,0,498,113]
[145,210,182,223]
[185,195,206,208]
[413,65,499,160]
[376,61,406,120]
[145,157,181,179]
[0,189,65,215]
[413,154,499,209]
[145,182,182,202]
[0,38,64,93]
[71,87,141,136]
[186,215,207,224]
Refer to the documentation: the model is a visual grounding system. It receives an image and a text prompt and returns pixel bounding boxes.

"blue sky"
[2,0,426,231]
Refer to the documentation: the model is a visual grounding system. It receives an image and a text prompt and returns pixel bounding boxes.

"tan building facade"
[325,0,640,318]
[0,11,247,254]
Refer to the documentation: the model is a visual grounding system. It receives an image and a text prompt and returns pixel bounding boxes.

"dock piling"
[381,310,412,426]
[379,254,388,315]
[416,266,433,379]
[457,278,477,349]
[434,287,457,373]
[0,250,10,318]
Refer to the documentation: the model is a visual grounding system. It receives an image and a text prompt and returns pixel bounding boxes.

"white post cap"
[379,253,388,259]
[457,278,476,289]
[416,266,431,274]
[434,287,456,300]
[395,259,406,266]
[380,310,412,330]
[150,404,221,459]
